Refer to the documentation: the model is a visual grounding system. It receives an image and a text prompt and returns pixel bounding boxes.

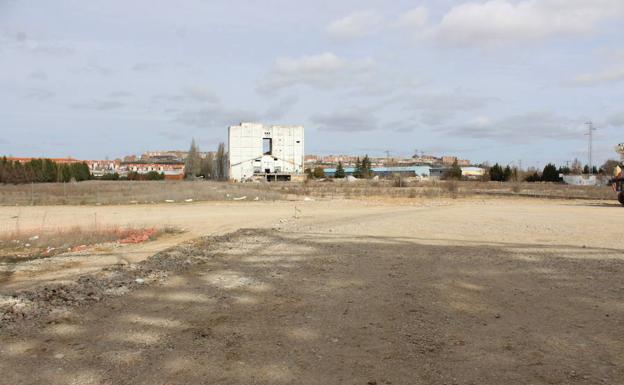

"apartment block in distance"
[228,122,304,182]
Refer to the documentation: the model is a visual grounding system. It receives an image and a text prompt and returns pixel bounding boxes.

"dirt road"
[1,198,624,384]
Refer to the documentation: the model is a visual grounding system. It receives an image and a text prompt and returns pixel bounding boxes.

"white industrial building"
[228,122,304,182]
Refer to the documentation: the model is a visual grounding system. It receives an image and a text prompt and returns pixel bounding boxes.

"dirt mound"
[0,231,249,329]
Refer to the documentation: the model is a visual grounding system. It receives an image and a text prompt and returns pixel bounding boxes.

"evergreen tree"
[541,163,561,182]
[42,159,57,182]
[489,163,505,181]
[503,165,513,181]
[361,155,373,179]
[445,159,463,180]
[353,157,362,178]
[59,164,72,183]
[334,161,346,178]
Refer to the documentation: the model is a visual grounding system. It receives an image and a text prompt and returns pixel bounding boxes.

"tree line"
[0,157,91,184]
[307,155,374,180]
[184,139,228,180]
[486,158,619,183]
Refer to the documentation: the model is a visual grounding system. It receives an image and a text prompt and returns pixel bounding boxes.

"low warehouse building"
[324,166,431,178]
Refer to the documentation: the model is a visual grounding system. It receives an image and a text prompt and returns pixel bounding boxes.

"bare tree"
[214,142,227,180]
[201,152,214,179]
[570,158,583,175]
[185,139,201,178]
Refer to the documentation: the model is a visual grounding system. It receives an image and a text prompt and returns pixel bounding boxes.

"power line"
[585,121,597,174]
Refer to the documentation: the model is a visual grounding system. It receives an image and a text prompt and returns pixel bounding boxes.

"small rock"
[54,353,64,359]
[495,313,501,318]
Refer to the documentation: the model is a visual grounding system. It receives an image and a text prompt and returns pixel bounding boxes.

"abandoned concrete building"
[228,122,304,182]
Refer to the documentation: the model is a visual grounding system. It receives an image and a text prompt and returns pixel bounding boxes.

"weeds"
[0,225,173,263]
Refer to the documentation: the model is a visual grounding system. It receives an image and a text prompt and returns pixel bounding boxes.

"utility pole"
[585,121,597,175]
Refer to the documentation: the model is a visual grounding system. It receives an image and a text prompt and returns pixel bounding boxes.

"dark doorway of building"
[263,138,272,155]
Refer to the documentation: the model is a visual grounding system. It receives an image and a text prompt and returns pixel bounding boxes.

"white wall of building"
[228,122,304,181]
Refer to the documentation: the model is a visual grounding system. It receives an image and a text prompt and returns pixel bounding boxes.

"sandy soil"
[1,197,623,384]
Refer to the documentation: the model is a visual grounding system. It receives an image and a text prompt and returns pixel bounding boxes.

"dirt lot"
[1,197,623,384]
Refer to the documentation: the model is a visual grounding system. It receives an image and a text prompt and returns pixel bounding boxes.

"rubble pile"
[0,232,238,329]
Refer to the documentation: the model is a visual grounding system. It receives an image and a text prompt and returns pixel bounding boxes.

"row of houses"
[323,165,485,179]
[88,160,185,180]
[305,154,472,168]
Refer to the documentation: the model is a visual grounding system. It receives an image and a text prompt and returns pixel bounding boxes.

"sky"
[1,0,623,168]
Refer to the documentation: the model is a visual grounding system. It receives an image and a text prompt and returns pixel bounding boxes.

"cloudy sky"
[1,0,623,167]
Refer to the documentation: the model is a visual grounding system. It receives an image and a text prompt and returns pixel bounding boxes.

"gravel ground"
[1,198,623,384]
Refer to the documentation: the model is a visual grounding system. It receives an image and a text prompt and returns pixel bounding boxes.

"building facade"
[228,122,304,182]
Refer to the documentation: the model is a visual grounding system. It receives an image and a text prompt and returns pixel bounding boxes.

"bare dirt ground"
[1,197,623,384]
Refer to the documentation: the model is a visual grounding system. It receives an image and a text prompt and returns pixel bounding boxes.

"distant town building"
[141,150,212,162]
[324,166,431,178]
[8,157,81,164]
[304,153,472,170]
[304,155,320,164]
[86,160,120,177]
[122,162,185,180]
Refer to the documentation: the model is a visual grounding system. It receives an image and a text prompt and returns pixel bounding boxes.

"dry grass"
[0,180,283,206]
[0,225,175,263]
[0,179,615,206]
[263,179,615,201]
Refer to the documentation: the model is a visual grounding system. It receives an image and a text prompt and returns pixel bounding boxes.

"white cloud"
[606,111,624,127]
[435,0,624,45]
[70,99,125,111]
[325,10,382,39]
[573,65,624,86]
[311,108,378,132]
[264,95,299,120]
[405,91,496,111]
[174,105,258,128]
[395,6,428,29]
[445,110,585,143]
[23,88,55,101]
[257,52,375,93]
[151,86,220,105]
[182,86,220,103]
